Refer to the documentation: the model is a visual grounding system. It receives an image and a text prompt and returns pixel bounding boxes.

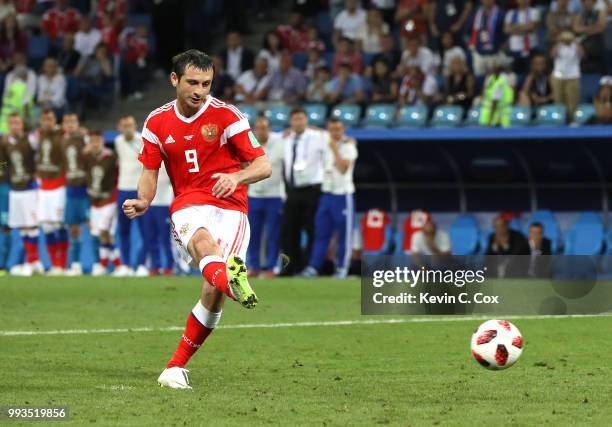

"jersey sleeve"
[224,115,265,162]
[138,117,162,169]
[340,139,358,161]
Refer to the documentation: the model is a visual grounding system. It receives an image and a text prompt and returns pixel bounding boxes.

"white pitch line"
[0,313,610,337]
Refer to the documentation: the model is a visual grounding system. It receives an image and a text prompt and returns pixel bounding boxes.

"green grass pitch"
[0,276,611,426]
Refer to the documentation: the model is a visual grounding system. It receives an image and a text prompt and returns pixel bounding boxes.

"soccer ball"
[470,319,523,370]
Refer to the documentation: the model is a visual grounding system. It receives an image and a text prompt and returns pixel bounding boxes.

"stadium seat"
[431,105,463,128]
[236,104,259,126]
[580,74,601,103]
[27,36,50,68]
[264,105,290,128]
[361,209,393,255]
[524,209,561,254]
[510,106,532,127]
[563,211,604,255]
[449,214,479,255]
[330,104,361,127]
[535,104,567,126]
[573,104,596,125]
[303,103,327,127]
[394,210,431,254]
[363,104,395,128]
[464,107,481,127]
[395,105,428,128]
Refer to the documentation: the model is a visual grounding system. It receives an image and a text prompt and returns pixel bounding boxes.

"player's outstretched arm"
[122,167,159,219]
[212,155,271,199]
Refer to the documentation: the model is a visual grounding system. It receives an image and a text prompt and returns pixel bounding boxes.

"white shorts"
[37,187,66,223]
[8,189,38,228]
[90,202,117,237]
[171,205,250,267]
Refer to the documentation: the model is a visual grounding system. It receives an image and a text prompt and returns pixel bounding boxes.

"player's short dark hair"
[171,49,214,80]
[289,107,306,117]
[530,222,544,230]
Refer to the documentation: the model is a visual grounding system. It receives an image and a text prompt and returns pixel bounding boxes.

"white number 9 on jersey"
[185,149,199,173]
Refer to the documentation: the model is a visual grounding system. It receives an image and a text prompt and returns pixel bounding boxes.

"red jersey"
[41,7,81,40]
[139,97,265,215]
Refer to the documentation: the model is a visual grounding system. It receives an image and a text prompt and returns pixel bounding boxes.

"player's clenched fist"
[211,173,239,198]
[122,199,149,218]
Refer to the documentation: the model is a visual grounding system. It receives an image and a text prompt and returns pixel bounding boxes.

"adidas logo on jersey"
[165,135,175,144]
[184,135,194,141]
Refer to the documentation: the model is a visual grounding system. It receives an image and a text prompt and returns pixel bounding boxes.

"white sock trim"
[198,255,224,273]
[191,301,222,329]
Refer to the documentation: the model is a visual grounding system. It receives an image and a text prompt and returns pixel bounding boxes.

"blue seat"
[573,104,595,125]
[363,104,395,128]
[524,209,561,254]
[27,36,50,67]
[431,105,463,128]
[449,214,479,255]
[264,105,291,128]
[563,211,604,255]
[510,106,532,127]
[535,104,567,126]
[580,74,601,103]
[303,103,327,127]
[395,105,427,128]
[330,104,361,127]
[464,107,481,127]
[236,104,260,126]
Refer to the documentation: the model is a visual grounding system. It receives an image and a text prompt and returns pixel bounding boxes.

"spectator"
[74,16,102,58]
[100,12,122,57]
[445,56,475,111]
[304,45,327,81]
[0,14,27,73]
[590,75,612,124]
[267,51,307,103]
[95,0,127,29]
[546,0,576,47]
[234,56,271,104]
[479,60,514,127]
[367,34,401,76]
[398,65,440,107]
[2,52,36,105]
[277,12,309,53]
[439,31,467,76]
[306,65,332,103]
[411,220,452,256]
[258,31,282,73]
[305,26,325,53]
[210,55,234,102]
[332,36,363,75]
[41,0,81,42]
[120,25,149,100]
[551,31,583,119]
[0,66,33,133]
[573,0,606,73]
[400,36,437,75]
[467,0,507,76]
[367,58,399,103]
[36,57,66,118]
[334,0,367,44]
[0,0,16,22]
[219,31,254,80]
[74,42,114,107]
[428,0,473,49]
[486,215,529,256]
[395,0,427,44]
[56,32,80,74]
[518,53,553,108]
[527,222,551,277]
[504,0,541,74]
[327,61,365,104]
[358,8,390,55]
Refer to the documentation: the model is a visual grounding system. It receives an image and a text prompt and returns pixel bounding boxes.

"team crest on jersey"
[201,124,219,142]
[179,223,190,237]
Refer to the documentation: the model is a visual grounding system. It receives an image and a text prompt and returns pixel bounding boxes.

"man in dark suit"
[219,31,254,81]
[527,222,552,278]
[486,215,530,277]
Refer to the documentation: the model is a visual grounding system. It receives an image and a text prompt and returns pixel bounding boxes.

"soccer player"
[301,118,358,279]
[122,50,271,389]
[35,109,68,274]
[84,131,122,274]
[62,113,89,275]
[3,113,42,276]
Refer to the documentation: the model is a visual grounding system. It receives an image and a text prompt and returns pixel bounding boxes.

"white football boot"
[134,265,149,277]
[91,263,107,276]
[65,263,83,276]
[157,367,192,389]
[47,267,65,276]
[112,265,133,277]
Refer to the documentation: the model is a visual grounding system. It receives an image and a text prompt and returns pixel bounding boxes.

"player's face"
[172,66,214,113]
[290,112,308,133]
[40,112,57,131]
[62,114,80,134]
[327,121,344,140]
[8,116,24,136]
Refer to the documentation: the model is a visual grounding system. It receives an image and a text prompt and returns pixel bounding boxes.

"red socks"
[166,301,222,368]
[199,256,232,298]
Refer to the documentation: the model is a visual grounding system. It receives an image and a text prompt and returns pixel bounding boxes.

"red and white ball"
[470,319,523,370]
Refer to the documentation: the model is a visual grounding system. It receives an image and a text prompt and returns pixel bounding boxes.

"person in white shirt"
[411,220,452,256]
[234,57,271,104]
[140,163,175,276]
[400,36,438,74]
[36,57,67,115]
[302,118,358,279]
[551,31,584,118]
[74,16,102,58]
[113,115,147,277]
[246,117,285,277]
[333,0,367,44]
[504,0,540,74]
[280,107,327,275]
